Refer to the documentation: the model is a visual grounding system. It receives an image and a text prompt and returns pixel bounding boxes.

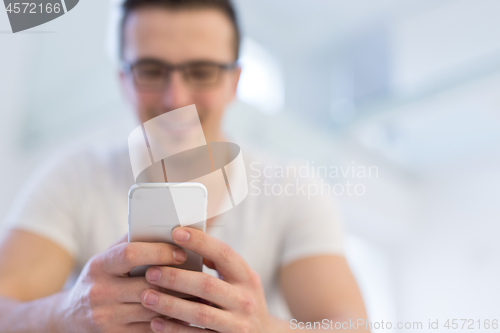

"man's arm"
[0,229,189,332]
[280,255,369,332]
[0,292,68,333]
[0,230,74,332]
[0,230,74,301]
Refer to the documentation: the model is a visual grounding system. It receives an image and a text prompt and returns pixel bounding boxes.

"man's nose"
[162,71,193,110]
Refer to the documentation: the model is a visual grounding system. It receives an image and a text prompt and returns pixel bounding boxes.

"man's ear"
[118,70,127,93]
[230,65,242,97]
[118,70,133,104]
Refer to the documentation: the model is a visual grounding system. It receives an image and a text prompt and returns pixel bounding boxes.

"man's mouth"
[161,119,199,135]
[144,106,204,137]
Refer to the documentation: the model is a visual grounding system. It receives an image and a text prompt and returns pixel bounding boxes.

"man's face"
[120,7,240,142]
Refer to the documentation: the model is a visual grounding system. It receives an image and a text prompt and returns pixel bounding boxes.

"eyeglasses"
[122,59,237,91]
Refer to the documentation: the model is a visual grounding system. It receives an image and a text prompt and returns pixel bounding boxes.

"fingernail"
[173,228,190,242]
[173,248,187,262]
[144,291,158,305]
[151,318,165,331]
[146,267,161,282]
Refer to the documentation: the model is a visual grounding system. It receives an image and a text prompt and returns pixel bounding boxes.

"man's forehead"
[123,7,235,63]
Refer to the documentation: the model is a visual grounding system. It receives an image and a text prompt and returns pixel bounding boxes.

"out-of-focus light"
[237,38,285,115]
[106,0,123,64]
[330,98,357,125]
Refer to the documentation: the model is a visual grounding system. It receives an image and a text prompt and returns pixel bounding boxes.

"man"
[0,0,369,331]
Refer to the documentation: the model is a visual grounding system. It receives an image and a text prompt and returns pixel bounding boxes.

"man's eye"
[188,66,217,81]
[140,69,163,78]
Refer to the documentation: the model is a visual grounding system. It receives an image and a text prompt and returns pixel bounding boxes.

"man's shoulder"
[35,143,132,186]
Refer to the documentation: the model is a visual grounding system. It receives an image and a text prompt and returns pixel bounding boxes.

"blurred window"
[237,38,285,115]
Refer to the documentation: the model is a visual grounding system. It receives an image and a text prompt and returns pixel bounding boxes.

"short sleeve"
[280,177,345,266]
[2,155,83,259]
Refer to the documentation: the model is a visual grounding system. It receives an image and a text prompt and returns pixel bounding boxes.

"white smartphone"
[128,183,207,279]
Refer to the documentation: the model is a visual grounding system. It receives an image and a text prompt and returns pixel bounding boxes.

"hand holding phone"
[128,183,207,287]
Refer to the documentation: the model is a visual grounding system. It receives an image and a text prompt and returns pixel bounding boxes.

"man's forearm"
[0,293,66,333]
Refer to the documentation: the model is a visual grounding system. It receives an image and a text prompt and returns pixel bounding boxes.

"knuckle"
[87,256,103,277]
[164,267,179,286]
[218,243,233,263]
[194,306,213,326]
[192,229,209,246]
[191,233,204,249]
[155,245,167,263]
[239,294,257,315]
[90,308,109,327]
[156,243,176,264]
[87,284,105,306]
[121,244,138,265]
[200,276,218,296]
[159,296,174,313]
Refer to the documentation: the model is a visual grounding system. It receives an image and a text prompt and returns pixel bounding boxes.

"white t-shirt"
[4,144,344,319]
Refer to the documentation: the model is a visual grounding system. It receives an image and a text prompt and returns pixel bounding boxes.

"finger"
[141,289,239,332]
[113,276,157,303]
[145,266,238,309]
[203,258,216,270]
[102,242,187,276]
[126,322,155,332]
[114,303,160,323]
[113,276,175,303]
[151,317,210,333]
[172,227,252,283]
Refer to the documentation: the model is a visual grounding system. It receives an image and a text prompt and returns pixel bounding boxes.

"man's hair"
[120,0,241,60]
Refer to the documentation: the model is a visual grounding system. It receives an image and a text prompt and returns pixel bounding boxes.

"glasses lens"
[185,64,221,86]
[133,63,168,88]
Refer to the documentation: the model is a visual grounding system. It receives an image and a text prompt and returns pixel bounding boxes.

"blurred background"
[1,0,500,331]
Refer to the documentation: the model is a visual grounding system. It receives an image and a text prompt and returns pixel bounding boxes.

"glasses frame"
[122,58,238,91]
